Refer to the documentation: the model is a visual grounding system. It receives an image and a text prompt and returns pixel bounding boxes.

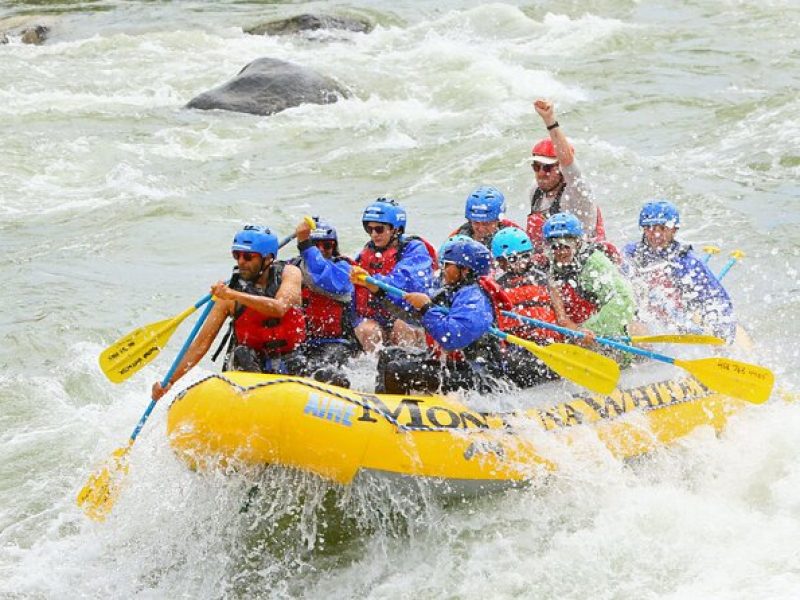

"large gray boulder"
[186,58,349,117]
[245,14,373,36]
[0,16,52,45]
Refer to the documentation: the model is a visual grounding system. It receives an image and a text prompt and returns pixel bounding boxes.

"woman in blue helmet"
[450,185,521,247]
[350,198,437,352]
[492,227,560,344]
[286,216,356,388]
[377,238,508,395]
[151,225,304,400]
[622,200,736,342]
[544,213,635,346]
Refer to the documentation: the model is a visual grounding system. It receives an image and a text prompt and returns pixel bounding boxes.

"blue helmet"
[309,218,338,242]
[438,234,473,264]
[231,225,279,258]
[465,186,506,222]
[543,212,583,240]
[362,198,407,231]
[639,200,680,228]
[491,227,533,259]
[441,238,492,277]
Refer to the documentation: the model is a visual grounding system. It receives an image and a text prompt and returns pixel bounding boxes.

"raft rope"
[171,372,713,434]
[172,373,471,433]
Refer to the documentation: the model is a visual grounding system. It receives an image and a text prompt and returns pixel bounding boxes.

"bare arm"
[210,263,303,318]
[151,299,232,400]
[534,98,575,167]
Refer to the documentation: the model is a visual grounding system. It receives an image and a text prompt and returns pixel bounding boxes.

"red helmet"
[530,138,573,165]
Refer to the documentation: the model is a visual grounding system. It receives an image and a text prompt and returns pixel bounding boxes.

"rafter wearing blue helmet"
[351,198,437,352]
[490,227,560,358]
[151,225,306,402]
[285,216,356,387]
[377,238,510,395]
[451,185,521,247]
[543,213,635,343]
[622,200,736,342]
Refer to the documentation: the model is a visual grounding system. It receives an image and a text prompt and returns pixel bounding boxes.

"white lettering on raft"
[303,393,354,427]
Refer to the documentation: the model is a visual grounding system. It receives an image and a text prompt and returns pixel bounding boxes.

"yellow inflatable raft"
[167,366,747,496]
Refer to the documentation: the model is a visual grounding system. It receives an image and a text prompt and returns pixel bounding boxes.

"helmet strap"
[257,255,273,280]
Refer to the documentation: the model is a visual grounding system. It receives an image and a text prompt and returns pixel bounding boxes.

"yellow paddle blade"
[98,306,196,384]
[76,445,131,522]
[675,357,775,404]
[630,334,725,346]
[505,334,621,395]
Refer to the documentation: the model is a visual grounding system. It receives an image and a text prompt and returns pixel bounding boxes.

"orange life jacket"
[496,271,561,342]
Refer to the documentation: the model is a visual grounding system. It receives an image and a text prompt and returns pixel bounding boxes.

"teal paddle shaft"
[500,311,678,365]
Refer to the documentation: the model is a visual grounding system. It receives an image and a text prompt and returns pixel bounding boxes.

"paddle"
[609,333,725,346]
[77,298,216,521]
[98,224,310,384]
[361,275,620,395]
[99,294,213,384]
[701,245,720,265]
[717,249,744,281]
[502,312,774,404]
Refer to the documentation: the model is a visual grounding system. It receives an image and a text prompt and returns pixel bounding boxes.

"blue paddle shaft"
[129,297,216,444]
[500,311,677,365]
[716,258,738,281]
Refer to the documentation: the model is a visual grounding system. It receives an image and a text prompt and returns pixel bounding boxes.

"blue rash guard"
[622,240,736,341]
[422,282,494,351]
[299,243,353,298]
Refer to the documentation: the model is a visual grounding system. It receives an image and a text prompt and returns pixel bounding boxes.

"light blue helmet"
[438,234,473,264]
[441,238,492,277]
[491,227,533,259]
[639,200,680,228]
[309,218,338,242]
[362,198,407,231]
[543,212,583,240]
[231,225,279,258]
[465,186,506,222]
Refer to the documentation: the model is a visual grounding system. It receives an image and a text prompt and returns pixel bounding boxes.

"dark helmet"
[309,219,338,242]
[441,238,492,277]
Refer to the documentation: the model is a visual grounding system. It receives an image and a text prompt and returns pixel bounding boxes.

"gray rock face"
[186,58,349,117]
[21,25,48,45]
[245,14,373,36]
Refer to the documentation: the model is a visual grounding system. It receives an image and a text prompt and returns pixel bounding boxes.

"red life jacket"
[233,262,306,355]
[353,235,437,320]
[496,271,562,342]
[299,256,354,340]
[558,282,598,325]
[551,246,603,325]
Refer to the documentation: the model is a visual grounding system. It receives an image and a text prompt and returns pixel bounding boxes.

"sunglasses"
[365,224,388,235]
[550,242,575,251]
[232,250,260,261]
[505,252,532,263]
[314,240,336,250]
[532,162,558,173]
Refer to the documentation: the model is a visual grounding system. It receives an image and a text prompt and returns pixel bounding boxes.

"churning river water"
[1,0,799,598]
